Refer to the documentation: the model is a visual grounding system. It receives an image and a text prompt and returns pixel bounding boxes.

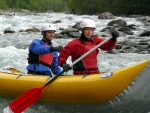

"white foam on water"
[3,107,13,113]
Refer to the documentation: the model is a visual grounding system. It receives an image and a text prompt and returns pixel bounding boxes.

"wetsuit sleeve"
[58,41,75,66]
[29,39,51,55]
[93,36,117,51]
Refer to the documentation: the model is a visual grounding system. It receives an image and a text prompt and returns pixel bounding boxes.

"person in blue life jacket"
[27,24,63,76]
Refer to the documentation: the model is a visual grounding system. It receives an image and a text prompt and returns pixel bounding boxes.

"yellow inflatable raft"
[0,60,150,104]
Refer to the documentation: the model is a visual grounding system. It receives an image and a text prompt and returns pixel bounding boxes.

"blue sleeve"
[29,39,54,55]
[51,52,64,75]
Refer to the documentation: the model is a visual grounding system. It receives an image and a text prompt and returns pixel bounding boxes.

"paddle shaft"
[45,70,64,86]
[45,38,110,86]
[72,38,110,65]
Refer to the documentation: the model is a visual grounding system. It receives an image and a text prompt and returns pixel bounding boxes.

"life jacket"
[73,38,100,74]
[28,44,53,67]
[81,43,98,69]
[39,44,53,66]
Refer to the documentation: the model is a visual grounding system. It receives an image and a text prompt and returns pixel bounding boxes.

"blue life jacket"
[27,39,62,75]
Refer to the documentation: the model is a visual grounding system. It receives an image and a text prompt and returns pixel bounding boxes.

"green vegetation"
[0,0,149,15]
[0,0,65,12]
[68,0,150,15]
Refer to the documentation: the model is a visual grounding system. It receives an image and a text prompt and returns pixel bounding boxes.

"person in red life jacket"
[58,19,119,75]
[27,24,63,76]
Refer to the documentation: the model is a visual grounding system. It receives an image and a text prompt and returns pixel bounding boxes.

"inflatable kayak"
[0,60,150,104]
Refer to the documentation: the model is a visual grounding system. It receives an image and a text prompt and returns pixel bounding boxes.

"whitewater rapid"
[0,12,149,113]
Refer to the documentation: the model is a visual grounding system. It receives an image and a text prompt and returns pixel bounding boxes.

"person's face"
[45,30,55,41]
[82,27,95,38]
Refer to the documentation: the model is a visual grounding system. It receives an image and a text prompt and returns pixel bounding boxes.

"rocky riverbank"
[1,11,150,54]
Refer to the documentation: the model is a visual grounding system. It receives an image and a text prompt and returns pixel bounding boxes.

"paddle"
[8,37,111,113]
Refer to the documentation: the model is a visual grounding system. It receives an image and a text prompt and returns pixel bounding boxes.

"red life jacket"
[39,44,53,66]
[82,44,98,69]
[74,40,100,75]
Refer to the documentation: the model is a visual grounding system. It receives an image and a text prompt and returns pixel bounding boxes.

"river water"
[0,12,150,113]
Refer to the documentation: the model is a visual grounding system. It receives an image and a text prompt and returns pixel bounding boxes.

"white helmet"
[41,24,56,32]
[80,19,96,29]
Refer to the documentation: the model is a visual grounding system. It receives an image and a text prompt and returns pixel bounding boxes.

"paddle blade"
[8,86,45,113]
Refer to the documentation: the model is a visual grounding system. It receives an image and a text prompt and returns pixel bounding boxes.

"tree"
[0,0,8,9]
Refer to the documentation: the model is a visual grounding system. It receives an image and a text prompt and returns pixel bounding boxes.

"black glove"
[61,62,72,72]
[51,45,63,52]
[111,29,119,41]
